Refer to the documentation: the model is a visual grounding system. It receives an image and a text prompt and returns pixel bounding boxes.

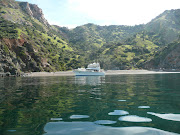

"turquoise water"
[0,74,180,135]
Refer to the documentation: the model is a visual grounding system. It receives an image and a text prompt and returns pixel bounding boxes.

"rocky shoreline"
[7,70,180,77]
[1,70,180,77]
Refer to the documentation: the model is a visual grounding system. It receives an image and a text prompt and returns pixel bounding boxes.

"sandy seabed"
[26,70,180,77]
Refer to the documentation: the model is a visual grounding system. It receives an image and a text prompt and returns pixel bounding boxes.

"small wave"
[147,112,180,121]
[44,122,179,135]
[118,100,127,102]
[108,110,129,115]
[94,120,117,125]
[70,115,90,119]
[119,115,152,122]
[138,106,150,109]
[50,118,63,121]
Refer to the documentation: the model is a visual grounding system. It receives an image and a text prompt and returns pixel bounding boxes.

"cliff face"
[0,37,42,75]
[161,47,180,69]
[19,2,49,26]
[144,40,180,70]
[0,38,25,74]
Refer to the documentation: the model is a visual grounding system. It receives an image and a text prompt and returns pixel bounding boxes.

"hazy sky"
[16,0,180,28]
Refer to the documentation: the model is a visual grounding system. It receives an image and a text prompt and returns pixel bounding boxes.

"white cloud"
[16,0,180,27]
[67,0,180,25]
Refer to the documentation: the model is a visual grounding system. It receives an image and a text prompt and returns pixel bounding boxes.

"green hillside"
[58,23,144,51]
[0,0,84,74]
[88,32,159,70]
[145,9,180,45]
[57,9,180,70]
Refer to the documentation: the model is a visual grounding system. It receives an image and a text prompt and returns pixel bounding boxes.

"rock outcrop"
[19,2,49,26]
[0,0,19,9]
[0,36,45,75]
[144,40,180,70]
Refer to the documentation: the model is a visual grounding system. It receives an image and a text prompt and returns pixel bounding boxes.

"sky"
[16,0,180,28]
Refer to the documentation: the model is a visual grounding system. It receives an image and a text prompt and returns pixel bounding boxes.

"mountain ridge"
[145,9,180,44]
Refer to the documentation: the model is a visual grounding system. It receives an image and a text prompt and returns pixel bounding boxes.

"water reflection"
[7,130,16,132]
[75,76,105,85]
[0,74,180,135]
[44,122,178,135]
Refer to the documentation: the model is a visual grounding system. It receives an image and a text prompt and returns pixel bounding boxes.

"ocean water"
[0,74,180,135]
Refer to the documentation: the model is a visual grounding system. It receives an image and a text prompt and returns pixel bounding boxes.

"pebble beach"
[26,70,180,77]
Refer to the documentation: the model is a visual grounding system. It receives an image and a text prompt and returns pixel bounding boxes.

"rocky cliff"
[19,2,49,26]
[0,35,47,75]
[144,39,180,70]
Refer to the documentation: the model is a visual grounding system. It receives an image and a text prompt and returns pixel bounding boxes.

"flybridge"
[73,63,105,76]
[86,63,100,71]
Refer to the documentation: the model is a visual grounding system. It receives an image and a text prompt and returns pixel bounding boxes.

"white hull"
[73,71,105,76]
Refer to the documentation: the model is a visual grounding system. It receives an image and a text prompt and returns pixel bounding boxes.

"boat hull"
[73,71,105,76]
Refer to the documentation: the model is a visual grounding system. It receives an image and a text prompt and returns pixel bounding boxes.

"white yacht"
[73,63,105,76]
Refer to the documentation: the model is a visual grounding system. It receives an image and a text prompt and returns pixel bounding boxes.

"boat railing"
[73,68,86,71]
